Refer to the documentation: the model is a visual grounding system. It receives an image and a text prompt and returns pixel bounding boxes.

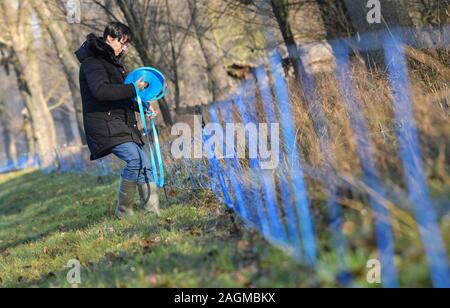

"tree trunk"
[21,108,36,159]
[165,0,182,113]
[0,101,17,165]
[58,107,77,145]
[268,0,303,81]
[32,0,86,145]
[117,0,174,126]
[188,0,231,102]
[1,1,58,168]
[287,0,335,75]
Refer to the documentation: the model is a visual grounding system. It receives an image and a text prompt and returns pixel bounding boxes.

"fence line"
[1,26,448,287]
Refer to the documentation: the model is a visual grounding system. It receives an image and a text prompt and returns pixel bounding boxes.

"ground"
[0,170,314,287]
[0,170,446,287]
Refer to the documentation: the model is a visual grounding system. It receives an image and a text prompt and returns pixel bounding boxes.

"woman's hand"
[146,105,159,119]
[136,77,149,91]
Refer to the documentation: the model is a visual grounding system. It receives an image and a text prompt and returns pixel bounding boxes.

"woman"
[75,22,160,218]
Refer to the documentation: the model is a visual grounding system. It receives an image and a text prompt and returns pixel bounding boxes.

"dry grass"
[163,47,450,255]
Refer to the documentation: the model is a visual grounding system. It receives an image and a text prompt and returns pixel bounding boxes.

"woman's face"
[106,35,129,57]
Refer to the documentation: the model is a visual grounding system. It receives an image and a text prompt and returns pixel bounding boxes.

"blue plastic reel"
[124,67,167,188]
[125,67,168,109]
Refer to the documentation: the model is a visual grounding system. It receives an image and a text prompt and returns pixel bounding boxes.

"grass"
[0,169,447,288]
[0,170,318,288]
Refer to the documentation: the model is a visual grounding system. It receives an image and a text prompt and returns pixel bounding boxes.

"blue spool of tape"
[125,67,167,188]
[125,67,168,107]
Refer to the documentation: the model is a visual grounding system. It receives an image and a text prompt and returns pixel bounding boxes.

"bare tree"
[21,108,36,157]
[1,0,58,167]
[0,100,18,165]
[232,0,335,77]
[287,0,335,74]
[267,0,304,80]
[188,0,231,102]
[32,0,87,144]
[164,0,184,113]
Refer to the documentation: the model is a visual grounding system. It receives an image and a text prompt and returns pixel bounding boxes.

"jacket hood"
[75,33,123,64]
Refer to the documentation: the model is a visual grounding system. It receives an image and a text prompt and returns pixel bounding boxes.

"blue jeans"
[112,142,152,185]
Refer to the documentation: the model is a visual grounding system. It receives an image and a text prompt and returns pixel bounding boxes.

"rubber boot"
[138,182,160,216]
[115,177,137,218]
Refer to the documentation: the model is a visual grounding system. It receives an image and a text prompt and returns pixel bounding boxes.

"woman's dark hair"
[103,22,133,43]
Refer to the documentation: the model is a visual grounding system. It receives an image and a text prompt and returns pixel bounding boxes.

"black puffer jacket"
[75,33,145,160]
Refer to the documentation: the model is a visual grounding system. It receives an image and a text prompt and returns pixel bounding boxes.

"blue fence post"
[219,103,250,222]
[333,40,399,288]
[235,78,288,245]
[204,106,234,208]
[254,64,304,258]
[268,50,318,264]
[384,31,450,288]
[295,44,351,273]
